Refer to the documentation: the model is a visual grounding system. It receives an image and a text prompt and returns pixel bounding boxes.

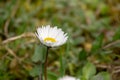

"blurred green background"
[0,0,120,80]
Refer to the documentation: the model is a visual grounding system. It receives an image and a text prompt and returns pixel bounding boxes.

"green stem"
[38,46,49,80]
[44,47,49,80]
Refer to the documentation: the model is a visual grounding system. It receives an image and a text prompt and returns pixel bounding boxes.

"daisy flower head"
[35,25,68,47]
[58,76,80,80]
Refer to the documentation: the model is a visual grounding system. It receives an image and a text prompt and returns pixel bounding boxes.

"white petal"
[58,76,80,80]
[35,25,68,47]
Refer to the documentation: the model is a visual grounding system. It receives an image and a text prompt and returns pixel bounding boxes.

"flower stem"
[44,47,49,80]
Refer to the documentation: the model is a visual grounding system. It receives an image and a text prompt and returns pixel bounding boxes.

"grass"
[0,0,120,80]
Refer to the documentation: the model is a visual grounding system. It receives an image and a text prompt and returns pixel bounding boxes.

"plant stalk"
[38,47,49,80]
[44,47,49,80]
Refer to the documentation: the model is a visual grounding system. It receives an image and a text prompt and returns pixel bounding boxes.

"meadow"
[0,0,120,80]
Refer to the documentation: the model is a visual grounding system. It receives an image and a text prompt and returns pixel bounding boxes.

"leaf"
[32,45,46,62]
[59,53,66,77]
[79,49,87,61]
[82,62,96,80]
[29,65,42,77]
[113,27,120,40]
[91,34,104,53]
[48,71,58,80]
[91,72,111,80]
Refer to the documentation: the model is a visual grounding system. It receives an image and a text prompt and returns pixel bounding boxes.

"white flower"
[58,76,80,80]
[35,25,68,47]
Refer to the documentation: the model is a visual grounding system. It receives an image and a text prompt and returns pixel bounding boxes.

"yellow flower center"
[44,37,56,42]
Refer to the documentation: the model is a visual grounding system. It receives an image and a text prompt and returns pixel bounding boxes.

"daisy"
[35,25,68,47]
[58,76,80,80]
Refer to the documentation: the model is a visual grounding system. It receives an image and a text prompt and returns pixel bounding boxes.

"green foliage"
[47,71,58,80]
[82,62,96,80]
[79,62,111,80]
[91,72,111,80]
[91,34,104,53]
[79,49,87,61]
[30,45,47,78]
[32,45,46,63]
[113,27,120,41]
[59,53,66,77]
[29,65,41,77]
